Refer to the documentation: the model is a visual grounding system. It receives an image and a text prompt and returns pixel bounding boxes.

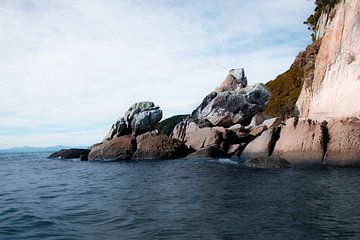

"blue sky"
[0,0,314,148]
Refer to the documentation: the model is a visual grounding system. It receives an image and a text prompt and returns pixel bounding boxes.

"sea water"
[1,152,360,239]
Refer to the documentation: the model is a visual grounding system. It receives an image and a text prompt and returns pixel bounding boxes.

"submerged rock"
[243,157,291,169]
[48,148,90,159]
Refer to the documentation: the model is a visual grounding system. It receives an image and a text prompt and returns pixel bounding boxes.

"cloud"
[0,0,314,148]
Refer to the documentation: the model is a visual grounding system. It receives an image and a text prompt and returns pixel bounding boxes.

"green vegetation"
[304,0,340,41]
[156,115,189,136]
[264,67,304,118]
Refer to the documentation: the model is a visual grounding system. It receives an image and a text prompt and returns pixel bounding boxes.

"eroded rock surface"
[324,118,360,166]
[272,118,325,165]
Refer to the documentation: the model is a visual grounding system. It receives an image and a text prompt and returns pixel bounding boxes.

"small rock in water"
[243,157,291,169]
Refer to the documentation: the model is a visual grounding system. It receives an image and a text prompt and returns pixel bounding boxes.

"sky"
[0,0,315,148]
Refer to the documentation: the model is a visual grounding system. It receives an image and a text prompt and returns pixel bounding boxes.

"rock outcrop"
[171,68,272,158]
[48,148,90,160]
[85,101,190,161]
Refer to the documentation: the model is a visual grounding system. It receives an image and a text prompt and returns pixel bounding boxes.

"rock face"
[323,118,360,166]
[48,148,90,160]
[271,118,326,165]
[104,101,163,140]
[133,134,189,160]
[243,157,291,169]
[296,1,360,119]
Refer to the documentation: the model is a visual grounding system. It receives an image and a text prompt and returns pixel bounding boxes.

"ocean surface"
[1,152,360,240]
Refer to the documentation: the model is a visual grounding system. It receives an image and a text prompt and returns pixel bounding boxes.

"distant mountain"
[0,145,88,153]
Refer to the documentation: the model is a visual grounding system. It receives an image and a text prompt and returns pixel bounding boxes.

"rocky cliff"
[296,0,360,119]
[271,0,360,166]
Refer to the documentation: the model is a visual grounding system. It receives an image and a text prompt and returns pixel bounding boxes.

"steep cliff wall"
[296,0,360,119]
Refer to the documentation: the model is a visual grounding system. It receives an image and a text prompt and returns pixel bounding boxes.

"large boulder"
[124,101,158,121]
[131,109,163,135]
[196,83,271,128]
[171,120,228,150]
[104,101,163,140]
[323,118,360,166]
[88,135,137,161]
[272,118,325,165]
[241,126,281,159]
[132,134,189,160]
[48,148,90,160]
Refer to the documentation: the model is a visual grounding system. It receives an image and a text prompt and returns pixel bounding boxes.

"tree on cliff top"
[304,0,340,41]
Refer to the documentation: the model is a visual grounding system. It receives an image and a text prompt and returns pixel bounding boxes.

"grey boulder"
[131,109,163,135]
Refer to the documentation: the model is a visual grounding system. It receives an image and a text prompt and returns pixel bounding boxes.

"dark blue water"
[1,153,360,240]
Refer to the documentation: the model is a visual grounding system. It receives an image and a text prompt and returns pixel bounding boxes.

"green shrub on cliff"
[264,67,304,118]
[156,115,189,136]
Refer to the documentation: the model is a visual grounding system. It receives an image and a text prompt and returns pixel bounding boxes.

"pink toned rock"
[272,118,324,165]
[324,118,360,166]
[296,1,360,119]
